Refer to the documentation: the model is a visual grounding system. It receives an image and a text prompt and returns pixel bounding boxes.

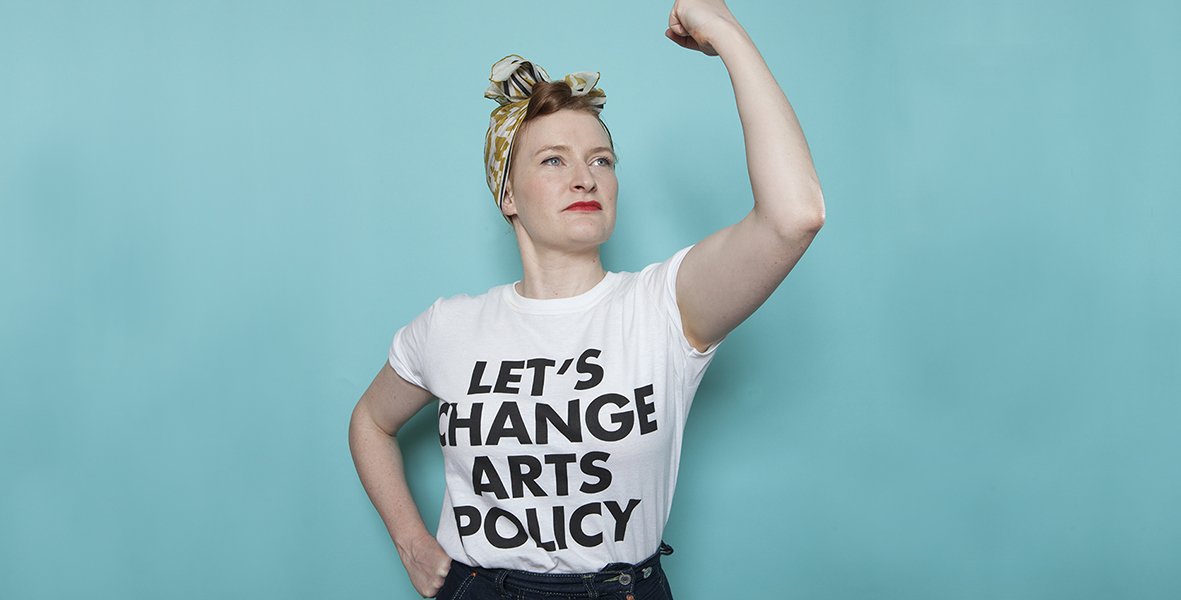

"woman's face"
[502,109,617,252]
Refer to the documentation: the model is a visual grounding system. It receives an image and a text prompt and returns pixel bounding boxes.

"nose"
[571,163,597,193]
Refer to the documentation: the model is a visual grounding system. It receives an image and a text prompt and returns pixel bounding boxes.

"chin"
[516,216,615,252]
[566,222,614,247]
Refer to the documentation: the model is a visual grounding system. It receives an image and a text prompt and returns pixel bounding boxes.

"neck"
[513,235,607,300]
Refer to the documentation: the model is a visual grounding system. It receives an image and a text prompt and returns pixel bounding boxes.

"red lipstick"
[564,201,602,211]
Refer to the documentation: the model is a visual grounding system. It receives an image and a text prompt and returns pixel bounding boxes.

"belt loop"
[582,573,598,598]
[658,541,675,556]
[494,569,509,595]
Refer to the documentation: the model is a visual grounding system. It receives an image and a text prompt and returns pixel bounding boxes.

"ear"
[501,180,517,217]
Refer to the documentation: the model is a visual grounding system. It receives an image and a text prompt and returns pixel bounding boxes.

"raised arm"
[665,0,826,352]
[349,363,451,597]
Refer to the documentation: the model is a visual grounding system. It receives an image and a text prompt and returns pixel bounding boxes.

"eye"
[592,156,614,167]
[542,156,562,166]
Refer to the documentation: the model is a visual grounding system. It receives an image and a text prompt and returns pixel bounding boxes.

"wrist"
[392,525,432,557]
[704,17,752,55]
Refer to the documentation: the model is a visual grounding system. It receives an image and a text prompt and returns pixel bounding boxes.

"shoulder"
[411,283,511,326]
[392,283,506,355]
[430,289,492,312]
[611,245,717,356]
[613,245,696,299]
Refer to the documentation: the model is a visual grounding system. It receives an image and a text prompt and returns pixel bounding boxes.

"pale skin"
[349,0,824,596]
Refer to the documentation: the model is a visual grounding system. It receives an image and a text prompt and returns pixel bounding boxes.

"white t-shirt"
[388,245,721,573]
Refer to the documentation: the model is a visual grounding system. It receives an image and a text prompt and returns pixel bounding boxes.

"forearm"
[709,19,825,228]
[348,411,432,554]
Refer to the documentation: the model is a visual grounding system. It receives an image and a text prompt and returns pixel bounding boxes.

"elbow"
[766,192,825,240]
[780,215,823,245]
[795,188,826,234]
[804,187,826,230]
[348,403,368,446]
[350,401,392,441]
[802,205,825,232]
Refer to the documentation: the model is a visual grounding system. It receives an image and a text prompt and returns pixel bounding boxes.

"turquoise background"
[2,0,1178,598]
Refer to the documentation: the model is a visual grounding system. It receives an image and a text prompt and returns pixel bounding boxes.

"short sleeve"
[387,299,440,391]
[640,245,724,359]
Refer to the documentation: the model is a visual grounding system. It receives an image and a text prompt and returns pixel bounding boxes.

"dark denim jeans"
[434,542,675,600]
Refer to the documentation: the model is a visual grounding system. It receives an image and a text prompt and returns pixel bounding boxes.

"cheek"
[603,174,620,201]
[526,175,564,200]
[511,170,544,200]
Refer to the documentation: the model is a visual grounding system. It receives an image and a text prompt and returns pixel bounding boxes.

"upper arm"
[352,362,435,437]
[676,210,823,352]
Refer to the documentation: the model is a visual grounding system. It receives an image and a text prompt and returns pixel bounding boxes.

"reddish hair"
[523,81,607,123]
[512,80,615,163]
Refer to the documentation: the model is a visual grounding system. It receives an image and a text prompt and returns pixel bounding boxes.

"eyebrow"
[532,144,616,157]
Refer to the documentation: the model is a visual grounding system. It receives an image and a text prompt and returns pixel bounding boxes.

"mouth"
[564,201,602,212]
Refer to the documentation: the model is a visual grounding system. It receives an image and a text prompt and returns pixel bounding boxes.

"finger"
[663,29,686,48]
[664,28,686,45]
[426,574,445,597]
[667,15,688,37]
[665,29,703,53]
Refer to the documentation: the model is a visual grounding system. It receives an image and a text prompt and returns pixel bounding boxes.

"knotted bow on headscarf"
[483,55,607,212]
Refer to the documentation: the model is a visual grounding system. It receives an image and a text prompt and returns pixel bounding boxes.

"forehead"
[514,110,612,154]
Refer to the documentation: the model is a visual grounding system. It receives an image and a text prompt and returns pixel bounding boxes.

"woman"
[349,0,824,597]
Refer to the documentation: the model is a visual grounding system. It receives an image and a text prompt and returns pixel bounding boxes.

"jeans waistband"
[470,542,673,597]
